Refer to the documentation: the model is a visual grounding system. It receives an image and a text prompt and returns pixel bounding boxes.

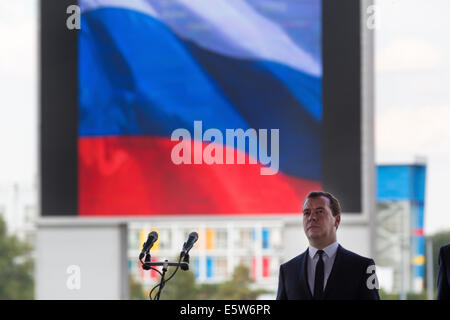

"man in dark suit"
[437,243,450,300]
[277,191,380,300]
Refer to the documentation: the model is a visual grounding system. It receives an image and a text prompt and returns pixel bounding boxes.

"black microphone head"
[182,231,199,254]
[185,231,198,245]
[190,231,198,241]
[148,231,158,242]
[141,231,159,255]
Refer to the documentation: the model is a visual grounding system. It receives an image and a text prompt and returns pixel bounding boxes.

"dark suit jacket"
[437,244,450,300]
[277,244,379,300]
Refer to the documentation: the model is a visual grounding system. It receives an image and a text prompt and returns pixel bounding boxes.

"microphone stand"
[140,253,189,300]
[155,260,168,301]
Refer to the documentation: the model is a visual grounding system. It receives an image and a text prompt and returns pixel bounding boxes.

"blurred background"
[1,0,450,300]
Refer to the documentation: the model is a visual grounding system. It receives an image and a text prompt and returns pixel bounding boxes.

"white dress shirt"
[307,241,339,293]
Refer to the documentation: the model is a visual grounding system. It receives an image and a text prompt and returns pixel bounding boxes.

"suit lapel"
[323,244,345,299]
[298,248,313,300]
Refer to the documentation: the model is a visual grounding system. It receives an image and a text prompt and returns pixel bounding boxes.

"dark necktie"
[313,250,325,299]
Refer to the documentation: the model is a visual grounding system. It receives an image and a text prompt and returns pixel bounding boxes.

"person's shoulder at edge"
[440,243,450,255]
[439,244,450,266]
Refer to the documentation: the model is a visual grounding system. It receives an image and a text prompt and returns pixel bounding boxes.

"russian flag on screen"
[78,0,323,216]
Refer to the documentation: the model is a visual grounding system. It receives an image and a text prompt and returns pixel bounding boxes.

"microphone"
[139,231,158,260]
[182,232,198,256]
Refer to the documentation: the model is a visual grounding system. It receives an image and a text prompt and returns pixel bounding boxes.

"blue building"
[376,163,427,293]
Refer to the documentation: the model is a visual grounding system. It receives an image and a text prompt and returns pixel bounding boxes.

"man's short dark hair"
[304,191,341,217]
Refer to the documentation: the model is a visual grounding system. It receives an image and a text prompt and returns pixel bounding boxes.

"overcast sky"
[374,0,450,234]
[1,0,449,234]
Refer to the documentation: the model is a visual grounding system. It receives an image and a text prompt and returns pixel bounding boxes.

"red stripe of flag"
[79,136,321,216]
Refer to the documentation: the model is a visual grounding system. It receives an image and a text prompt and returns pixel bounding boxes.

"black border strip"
[322,0,362,212]
[40,0,78,216]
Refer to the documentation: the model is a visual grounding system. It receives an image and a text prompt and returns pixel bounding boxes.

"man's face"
[302,196,340,244]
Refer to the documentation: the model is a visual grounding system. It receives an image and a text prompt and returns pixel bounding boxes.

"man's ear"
[335,214,341,230]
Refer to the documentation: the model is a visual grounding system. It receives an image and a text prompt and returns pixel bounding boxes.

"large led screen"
[41,0,362,216]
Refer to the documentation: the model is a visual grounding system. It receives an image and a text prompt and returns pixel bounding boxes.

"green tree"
[156,267,199,300]
[379,288,399,300]
[0,215,34,299]
[406,291,428,300]
[129,275,147,300]
[215,264,267,300]
[197,283,220,300]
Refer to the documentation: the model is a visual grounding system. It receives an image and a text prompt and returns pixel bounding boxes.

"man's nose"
[312,211,321,220]
[308,213,317,222]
